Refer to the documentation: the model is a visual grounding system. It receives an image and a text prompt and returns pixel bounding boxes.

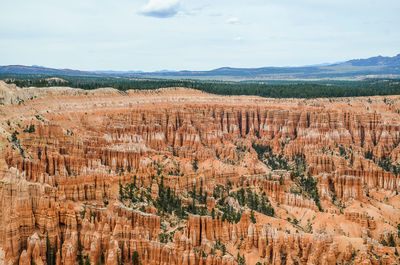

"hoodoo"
[0,81,399,264]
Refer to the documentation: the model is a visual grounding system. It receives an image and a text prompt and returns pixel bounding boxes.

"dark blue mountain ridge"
[1,53,399,80]
[346,54,400,66]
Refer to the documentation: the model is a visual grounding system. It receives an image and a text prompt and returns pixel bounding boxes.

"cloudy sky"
[1,0,399,71]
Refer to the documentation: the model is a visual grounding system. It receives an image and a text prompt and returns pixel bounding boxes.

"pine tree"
[119,181,124,201]
[84,255,91,265]
[52,248,56,265]
[192,157,198,171]
[132,251,139,265]
[250,210,256,224]
[398,223,400,238]
[388,234,396,247]
[121,244,125,264]
[46,233,53,265]
[77,235,83,265]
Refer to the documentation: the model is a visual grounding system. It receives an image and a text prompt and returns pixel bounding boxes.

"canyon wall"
[0,81,399,264]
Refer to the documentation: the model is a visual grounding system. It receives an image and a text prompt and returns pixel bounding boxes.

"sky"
[0,0,399,71]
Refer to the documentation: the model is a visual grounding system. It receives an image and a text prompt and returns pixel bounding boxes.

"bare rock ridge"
[0,80,399,264]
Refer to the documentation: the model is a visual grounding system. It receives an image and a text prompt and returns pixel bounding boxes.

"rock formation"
[0,80,399,264]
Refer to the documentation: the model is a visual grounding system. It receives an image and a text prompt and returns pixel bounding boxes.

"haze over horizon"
[1,0,399,72]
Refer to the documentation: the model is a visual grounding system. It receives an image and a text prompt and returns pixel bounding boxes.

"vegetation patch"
[3,74,400,99]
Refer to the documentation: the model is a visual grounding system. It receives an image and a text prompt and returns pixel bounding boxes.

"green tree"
[46,233,55,265]
[398,223,400,238]
[388,234,396,247]
[77,235,83,265]
[250,210,256,224]
[237,253,246,265]
[132,251,139,265]
[84,255,91,265]
[119,181,124,201]
[192,157,199,171]
[121,244,125,264]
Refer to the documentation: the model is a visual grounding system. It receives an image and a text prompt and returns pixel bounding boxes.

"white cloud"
[141,0,181,18]
[226,17,239,24]
[234,36,242,41]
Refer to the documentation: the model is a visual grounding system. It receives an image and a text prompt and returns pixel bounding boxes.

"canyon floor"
[0,80,399,265]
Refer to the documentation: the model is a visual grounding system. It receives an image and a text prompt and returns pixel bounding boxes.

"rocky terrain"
[0,80,399,265]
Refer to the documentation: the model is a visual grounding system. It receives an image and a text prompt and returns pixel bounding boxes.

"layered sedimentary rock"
[0,80,399,264]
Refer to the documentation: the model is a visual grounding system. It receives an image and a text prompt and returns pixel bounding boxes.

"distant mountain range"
[1,54,400,80]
